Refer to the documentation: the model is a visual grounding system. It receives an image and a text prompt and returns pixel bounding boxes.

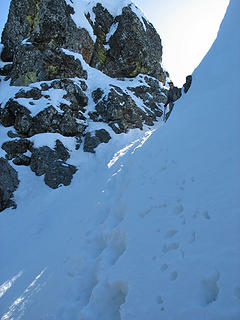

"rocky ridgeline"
[0,0,177,212]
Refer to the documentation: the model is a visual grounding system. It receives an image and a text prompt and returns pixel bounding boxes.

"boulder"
[1,0,90,85]
[0,99,33,134]
[94,86,158,133]
[30,146,57,176]
[29,106,58,135]
[90,4,166,82]
[44,163,77,189]
[0,63,13,76]
[1,81,88,138]
[84,129,111,153]
[0,157,19,212]
[58,113,86,137]
[14,111,33,134]
[92,88,104,103]
[12,154,31,166]
[1,139,32,160]
[15,87,42,100]
[183,75,192,93]
[54,139,70,161]
[10,46,87,86]
[30,143,77,189]
[7,130,19,138]
[62,83,88,111]
[128,78,165,118]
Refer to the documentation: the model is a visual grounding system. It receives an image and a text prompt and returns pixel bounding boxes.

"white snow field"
[0,0,240,319]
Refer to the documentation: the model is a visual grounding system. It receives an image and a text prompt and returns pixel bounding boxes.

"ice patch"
[1,268,47,320]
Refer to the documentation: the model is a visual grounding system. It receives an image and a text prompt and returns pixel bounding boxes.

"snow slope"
[0,0,240,320]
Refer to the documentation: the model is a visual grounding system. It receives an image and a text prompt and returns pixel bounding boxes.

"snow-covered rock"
[0,0,174,197]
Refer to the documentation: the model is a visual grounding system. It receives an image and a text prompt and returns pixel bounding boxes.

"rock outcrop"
[1,0,90,84]
[30,141,77,189]
[0,79,88,137]
[0,158,19,212]
[0,0,186,210]
[89,4,165,81]
[183,75,192,93]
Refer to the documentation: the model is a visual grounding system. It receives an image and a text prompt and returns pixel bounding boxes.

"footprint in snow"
[87,233,107,258]
[161,264,168,272]
[180,215,186,225]
[203,211,211,220]
[189,231,196,243]
[156,296,164,304]
[173,204,184,215]
[107,231,127,266]
[162,242,180,254]
[170,271,178,281]
[199,271,220,307]
[234,286,240,299]
[165,230,178,239]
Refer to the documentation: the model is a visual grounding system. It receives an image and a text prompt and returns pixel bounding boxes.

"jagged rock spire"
[1,0,166,85]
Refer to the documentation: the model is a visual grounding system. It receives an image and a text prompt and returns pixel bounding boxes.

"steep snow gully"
[0,0,240,319]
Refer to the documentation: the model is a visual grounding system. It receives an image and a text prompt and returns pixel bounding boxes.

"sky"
[0,1,10,33]
[0,0,229,86]
[134,0,230,85]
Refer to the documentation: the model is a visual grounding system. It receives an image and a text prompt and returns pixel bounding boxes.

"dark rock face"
[1,0,91,85]
[128,77,166,118]
[0,63,13,76]
[94,87,146,133]
[2,139,32,160]
[10,45,87,86]
[1,0,166,82]
[92,88,104,104]
[0,99,32,129]
[15,87,42,100]
[0,137,75,189]
[0,80,88,138]
[12,154,31,166]
[84,129,111,153]
[0,157,19,212]
[30,141,77,189]
[91,82,165,133]
[90,4,166,82]
[0,0,185,210]
[183,75,192,93]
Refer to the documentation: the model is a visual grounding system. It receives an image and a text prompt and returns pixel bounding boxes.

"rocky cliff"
[0,0,176,212]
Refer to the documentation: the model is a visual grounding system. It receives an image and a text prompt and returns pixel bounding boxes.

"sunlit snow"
[0,1,239,320]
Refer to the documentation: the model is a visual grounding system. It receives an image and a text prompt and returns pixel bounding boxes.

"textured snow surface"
[0,1,240,320]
